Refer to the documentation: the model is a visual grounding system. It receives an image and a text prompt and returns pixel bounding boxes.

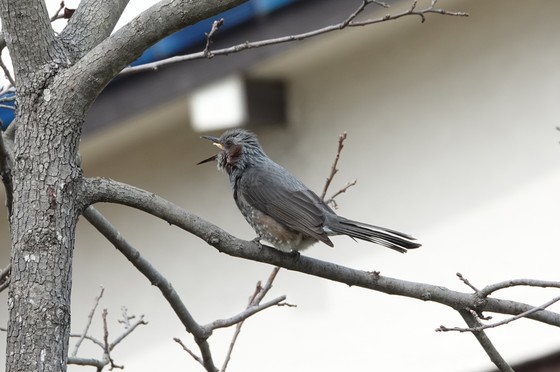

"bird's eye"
[224,139,233,147]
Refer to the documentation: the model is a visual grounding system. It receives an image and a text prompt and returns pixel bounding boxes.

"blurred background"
[1,0,560,370]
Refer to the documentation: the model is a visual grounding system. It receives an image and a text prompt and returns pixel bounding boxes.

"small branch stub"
[204,18,225,58]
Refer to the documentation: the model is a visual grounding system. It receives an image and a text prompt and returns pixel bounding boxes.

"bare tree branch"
[321,132,347,200]
[326,180,357,209]
[69,333,104,349]
[480,279,560,298]
[84,205,292,371]
[66,0,247,107]
[82,206,207,335]
[71,286,105,357]
[0,0,59,79]
[109,315,147,351]
[221,266,283,371]
[82,206,219,372]
[101,309,124,370]
[122,0,468,75]
[67,356,106,370]
[459,309,514,372]
[174,338,204,367]
[203,18,225,58]
[318,133,358,209]
[438,295,560,333]
[80,177,560,329]
[0,56,14,88]
[117,307,137,329]
[50,1,65,22]
[68,305,146,371]
[206,295,286,331]
[456,272,481,293]
[59,0,129,61]
[252,267,281,306]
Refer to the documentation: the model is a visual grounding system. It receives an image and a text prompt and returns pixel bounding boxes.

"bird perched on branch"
[198,129,420,253]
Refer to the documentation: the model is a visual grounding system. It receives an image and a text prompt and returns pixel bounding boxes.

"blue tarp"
[0,92,15,130]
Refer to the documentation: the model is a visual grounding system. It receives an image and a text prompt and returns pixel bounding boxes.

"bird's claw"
[251,237,263,248]
[288,250,300,259]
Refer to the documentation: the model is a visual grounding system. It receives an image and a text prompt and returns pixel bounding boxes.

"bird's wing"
[239,165,333,246]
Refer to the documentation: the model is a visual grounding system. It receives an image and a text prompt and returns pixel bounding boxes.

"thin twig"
[102,309,111,362]
[371,0,390,8]
[174,338,204,366]
[206,295,286,331]
[117,306,134,329]
[340,0,371,28]
[203,18,224,58]
[0,57,14,87]
[438,295,560,333]
[71,286,105,357]
[456,272,480,293]
[109,315,147,351]
[221,267,283,372]
[50,1,65,21]
[69,307,147,368]
[102,309,124,370]
[253,266,281,305]
[69,333,104,349]
[321,132,348,201]
[480,279,560,298]
[120,1,468,75]
[325,180,357,209]
[459,309,514,372]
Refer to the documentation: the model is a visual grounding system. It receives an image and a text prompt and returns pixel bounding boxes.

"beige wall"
[2,0,560,370]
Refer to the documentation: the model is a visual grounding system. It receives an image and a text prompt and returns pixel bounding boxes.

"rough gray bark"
[59,0,131,62]
[1,2,79,371]
[0,1,246,371]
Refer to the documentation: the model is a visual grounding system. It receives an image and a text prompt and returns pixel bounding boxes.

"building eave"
[84,0,371,135]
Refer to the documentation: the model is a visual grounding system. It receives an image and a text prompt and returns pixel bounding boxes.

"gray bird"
[198,129,420,253]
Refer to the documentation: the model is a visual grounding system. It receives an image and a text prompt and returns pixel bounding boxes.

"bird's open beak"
[197,154,217,165]
[197,135,223,165]
[201,135,224,150]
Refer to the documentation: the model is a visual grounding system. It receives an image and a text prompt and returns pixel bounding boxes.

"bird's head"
[197,129,267,176]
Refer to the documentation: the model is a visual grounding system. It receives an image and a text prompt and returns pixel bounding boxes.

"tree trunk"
[0,1,248,370]
[6,87,83,371]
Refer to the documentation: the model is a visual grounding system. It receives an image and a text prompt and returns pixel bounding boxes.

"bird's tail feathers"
[328,217,421,253]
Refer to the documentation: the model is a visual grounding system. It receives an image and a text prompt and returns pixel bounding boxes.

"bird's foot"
[251,237,263,249]
[288,250,301,259]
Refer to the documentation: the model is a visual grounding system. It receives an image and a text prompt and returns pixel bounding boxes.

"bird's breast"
[248,208,316,252]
